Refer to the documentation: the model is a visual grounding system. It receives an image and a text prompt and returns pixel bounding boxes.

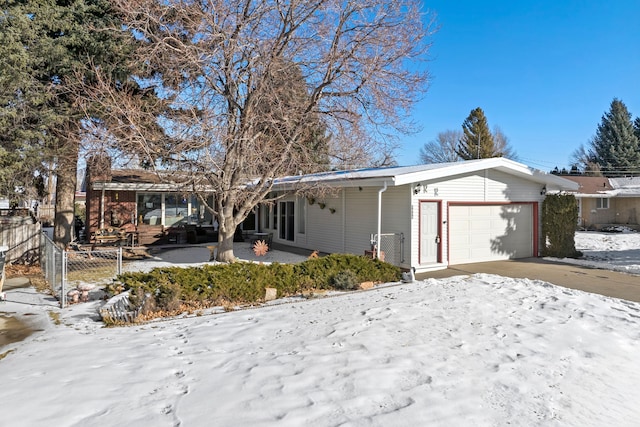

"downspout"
[341,190,346,252]
[376,181,388,260]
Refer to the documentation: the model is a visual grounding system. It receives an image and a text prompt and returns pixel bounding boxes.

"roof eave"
[92,182,215,192]
[271,177,395,192]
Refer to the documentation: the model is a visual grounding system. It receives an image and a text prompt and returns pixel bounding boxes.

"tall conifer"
[587,99,640,176]
[457,107,499,160]
[0,0,138,245]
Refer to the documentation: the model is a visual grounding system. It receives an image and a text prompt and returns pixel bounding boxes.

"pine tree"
[457,107,500,160]
[249,58,330,175]
[587,99,640,176]
[634,116,640,142]
[0,0,138,245]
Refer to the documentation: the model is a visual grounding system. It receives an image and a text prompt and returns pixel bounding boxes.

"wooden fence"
[0,216,41,264]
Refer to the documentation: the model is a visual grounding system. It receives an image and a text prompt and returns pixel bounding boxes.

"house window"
[189,195,214,225]
[273,203,278,229]
[279,201,295,241]
[596,198,609,209]
[262,204,277,230]
[165,194,189,226]
[242,209,257,232]
[297,197,305,234]
[137,194,162,225]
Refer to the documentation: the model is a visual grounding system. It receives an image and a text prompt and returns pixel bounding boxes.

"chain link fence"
[41,233,122,308]
[41,233,64,304]
[373,233,404,266]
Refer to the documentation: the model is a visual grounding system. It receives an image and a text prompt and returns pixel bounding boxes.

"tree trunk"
[216,202,237,262]
[53,141,78,248]
[216,227,236,262]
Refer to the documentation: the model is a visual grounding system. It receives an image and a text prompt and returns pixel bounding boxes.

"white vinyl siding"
[305,193,344,253]
[410,170,544,269]
[265,167,545,269]
[343,187,378,254]
[265,186,411,266]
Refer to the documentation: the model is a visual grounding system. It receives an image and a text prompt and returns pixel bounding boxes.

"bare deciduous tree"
[419,130,462,164]
[491,126,518,161]
[82,0,436,261]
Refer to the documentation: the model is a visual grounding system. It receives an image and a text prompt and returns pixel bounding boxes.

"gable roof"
[88,158,580,193]
[561,176,613,196]
[110,170,164,184]
[609,177,640,197]
[272,158,579,191]
[562,176,640,198]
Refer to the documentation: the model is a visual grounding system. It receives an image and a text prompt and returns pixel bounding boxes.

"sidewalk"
[1,277,59,308]
[417,258,640,303]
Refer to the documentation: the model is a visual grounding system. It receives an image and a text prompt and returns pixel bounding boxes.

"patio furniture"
[91,228,127,245]
[185,225,217,244]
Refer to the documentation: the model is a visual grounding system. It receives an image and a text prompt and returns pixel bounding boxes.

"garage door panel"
[450,204,533,264]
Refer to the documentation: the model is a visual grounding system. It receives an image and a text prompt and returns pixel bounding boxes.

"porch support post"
[100,187,105,229]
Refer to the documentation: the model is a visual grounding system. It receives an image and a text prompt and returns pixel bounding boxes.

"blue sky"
[395,0,640,171]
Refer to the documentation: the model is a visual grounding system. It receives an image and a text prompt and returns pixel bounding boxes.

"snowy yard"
[1,231,639,426]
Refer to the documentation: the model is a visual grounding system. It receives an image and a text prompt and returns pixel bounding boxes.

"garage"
[448,203,535,265]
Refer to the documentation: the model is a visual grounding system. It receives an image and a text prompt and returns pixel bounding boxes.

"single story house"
[85,157,578,271]
[264,158,578,272]
[562,176,640,230]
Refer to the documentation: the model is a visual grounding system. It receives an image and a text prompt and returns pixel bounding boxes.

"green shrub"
[332,269,359,290]
[293,254,401,289]
[542,194,582,258]
[115,254,401,319]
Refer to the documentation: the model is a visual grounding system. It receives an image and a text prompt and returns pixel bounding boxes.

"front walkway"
[416,258,640,303]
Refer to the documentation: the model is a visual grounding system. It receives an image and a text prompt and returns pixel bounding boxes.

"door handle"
[435,236,441,244]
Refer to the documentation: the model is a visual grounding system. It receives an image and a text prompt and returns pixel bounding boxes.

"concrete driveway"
[416,258,640,303]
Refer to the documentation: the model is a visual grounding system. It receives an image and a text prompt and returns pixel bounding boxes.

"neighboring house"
[265,158,578,272]
[563,176,640,230]
[609,177,640,228]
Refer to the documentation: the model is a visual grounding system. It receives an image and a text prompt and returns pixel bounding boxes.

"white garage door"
[449,204,534,265]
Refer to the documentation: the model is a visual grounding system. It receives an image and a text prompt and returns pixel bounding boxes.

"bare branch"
[78,0,436,260]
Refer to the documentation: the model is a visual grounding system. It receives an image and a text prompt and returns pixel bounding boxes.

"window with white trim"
[596,198,609,209]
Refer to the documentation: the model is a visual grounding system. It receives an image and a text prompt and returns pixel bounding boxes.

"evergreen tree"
[0,0,137,245]
[634,116,640,142]
[249,58,330,175]
[587,99,640,176]
[457,107,501,160]
[0,2,53,204]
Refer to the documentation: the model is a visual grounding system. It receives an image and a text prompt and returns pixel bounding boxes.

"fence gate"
[373,233,404,266]
[41,233,122,308]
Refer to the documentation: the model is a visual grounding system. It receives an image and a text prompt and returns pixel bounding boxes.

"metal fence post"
[117,247,123,276]
[61,250,67,308]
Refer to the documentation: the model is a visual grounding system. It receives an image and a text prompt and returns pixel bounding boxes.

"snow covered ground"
[1,232,639,426]
[556,229,640,275]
